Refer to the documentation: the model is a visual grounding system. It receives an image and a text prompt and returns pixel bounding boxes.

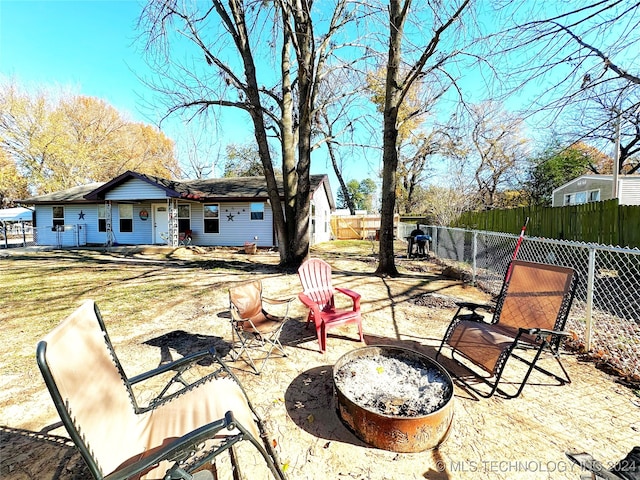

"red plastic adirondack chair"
[297,258,364,353]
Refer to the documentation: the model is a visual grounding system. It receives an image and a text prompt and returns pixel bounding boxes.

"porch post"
[168,198,178,247]
[105,201,113,247]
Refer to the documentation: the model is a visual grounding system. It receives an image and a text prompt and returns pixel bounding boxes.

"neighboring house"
[0,207,34,246]
[0,207,33,223]
[21,171,335,248]
[552,174,640,207]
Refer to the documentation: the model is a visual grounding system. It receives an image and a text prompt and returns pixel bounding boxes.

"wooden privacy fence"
[453,199,640,249]
[330,214,400,240]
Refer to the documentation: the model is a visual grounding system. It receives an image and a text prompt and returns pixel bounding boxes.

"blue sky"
[0,0,463,192]
[0,1,537,189]
[1,0,371,189]
[0,0,268,178]
[1,1,608,193]
[1,1,147,121]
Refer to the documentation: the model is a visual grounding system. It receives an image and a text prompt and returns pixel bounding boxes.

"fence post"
[472,231,478,286]
[432,227,438,257]
[584,247,596,352]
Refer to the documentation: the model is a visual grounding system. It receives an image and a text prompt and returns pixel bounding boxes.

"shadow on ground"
[144,330,231,366]
[0,425,89,479]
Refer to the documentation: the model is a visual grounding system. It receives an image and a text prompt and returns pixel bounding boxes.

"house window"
[98,204,106,232]
[203,204,219,233]
[178,204,191,232]
[52,206,64,229]
[565,189,600,206]
[250,202,264,220]
[310,203,316,235]
[119,204,133,233]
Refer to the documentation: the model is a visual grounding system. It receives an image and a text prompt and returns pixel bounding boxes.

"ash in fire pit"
[334,354,450,417]
[333,346,455,452]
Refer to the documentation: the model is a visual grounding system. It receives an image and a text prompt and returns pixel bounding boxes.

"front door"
[153,204,168,244]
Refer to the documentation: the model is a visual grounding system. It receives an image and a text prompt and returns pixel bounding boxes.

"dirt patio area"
[1,244,639,480]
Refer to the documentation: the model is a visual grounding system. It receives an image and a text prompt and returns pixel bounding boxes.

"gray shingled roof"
[22,182,105,204]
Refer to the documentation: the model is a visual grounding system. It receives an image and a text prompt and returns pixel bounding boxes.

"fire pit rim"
[332,344,454,420]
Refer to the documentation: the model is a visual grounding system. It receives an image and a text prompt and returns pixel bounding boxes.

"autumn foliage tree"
[0,81,180,199]
[0,148,29,207]
[525,138,611,206]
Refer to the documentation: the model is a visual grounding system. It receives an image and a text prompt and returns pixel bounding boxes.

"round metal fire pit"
[333,346,454,453]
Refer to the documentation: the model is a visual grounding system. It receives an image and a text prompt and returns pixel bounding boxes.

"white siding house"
[552,174,640,207]
[310,180,334,244]
[23,171,335,248]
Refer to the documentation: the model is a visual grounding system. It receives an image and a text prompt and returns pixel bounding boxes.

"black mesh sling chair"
[36,299,286,480]
[436,260,578,398]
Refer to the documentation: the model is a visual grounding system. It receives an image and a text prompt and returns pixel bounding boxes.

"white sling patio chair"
[36,299,286,480]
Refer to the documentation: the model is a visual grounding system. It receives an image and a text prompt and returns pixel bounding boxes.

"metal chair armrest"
[128,349,216,385]
[263,296,296,306]
[522,328,572,337]
[455,301,493,312]
[129,348,236,412]
[565,452,622,480]
[104,412,241,480]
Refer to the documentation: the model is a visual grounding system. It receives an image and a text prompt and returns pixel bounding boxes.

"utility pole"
[613,107,620,199]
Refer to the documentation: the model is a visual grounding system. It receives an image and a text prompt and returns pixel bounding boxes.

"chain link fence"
[1,224,86,249]
[421,225,640,381]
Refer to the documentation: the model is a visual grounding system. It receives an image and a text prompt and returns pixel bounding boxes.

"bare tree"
[375,0,477,276]
[396,125,462,214]
[463,102,529,209]
[422,184,473,225]
[569,80,640,174]
[174,118,222,180]
[315,69,376,216]
[501,1,640,171]
[138,0,362,268]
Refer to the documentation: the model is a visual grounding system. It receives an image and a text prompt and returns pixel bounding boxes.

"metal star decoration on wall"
[227,213,234,221]
[78,211,85,220]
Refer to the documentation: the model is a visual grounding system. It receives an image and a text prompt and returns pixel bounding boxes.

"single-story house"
[552,174,640,207]
[20,171,335,248]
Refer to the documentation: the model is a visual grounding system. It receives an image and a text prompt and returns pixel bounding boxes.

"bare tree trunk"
[376,0,471,275]
[376,0,405,276]
[328,140,357,215]
[280,18,297,265]
[321,111,357,215]
[291,2,314,267]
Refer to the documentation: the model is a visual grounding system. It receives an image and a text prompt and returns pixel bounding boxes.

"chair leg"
[229,444,242,480]
[508,343,571,397]
[230,331,261,375]
[319,323,327,353]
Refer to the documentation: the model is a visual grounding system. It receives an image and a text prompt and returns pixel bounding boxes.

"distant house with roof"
[21,171,335,248]
[552,174,640,207]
